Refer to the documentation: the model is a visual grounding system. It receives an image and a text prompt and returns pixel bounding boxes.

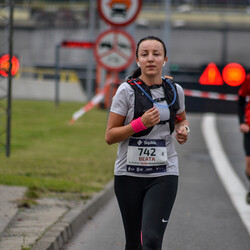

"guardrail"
[16,67,80,83]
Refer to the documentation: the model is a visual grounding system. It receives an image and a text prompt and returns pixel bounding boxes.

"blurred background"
[1,0,250,113]
[1,2,250,248]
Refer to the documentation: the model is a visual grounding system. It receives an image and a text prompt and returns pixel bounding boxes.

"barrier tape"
[70,77,113,124]
[184,89,238,101]
[70,86,238,124]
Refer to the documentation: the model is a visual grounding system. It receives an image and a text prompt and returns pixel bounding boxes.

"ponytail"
[131,67,141,78]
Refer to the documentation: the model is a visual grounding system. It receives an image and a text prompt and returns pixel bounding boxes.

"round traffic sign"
[98,0,142,27]
[94,29,135,72]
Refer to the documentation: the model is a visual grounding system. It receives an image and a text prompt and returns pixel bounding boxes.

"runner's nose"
[147,52,154,61]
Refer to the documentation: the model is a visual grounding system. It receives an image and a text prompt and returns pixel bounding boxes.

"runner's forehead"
[138,40,164,53]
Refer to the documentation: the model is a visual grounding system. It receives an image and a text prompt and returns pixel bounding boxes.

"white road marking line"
[202,113,250,235]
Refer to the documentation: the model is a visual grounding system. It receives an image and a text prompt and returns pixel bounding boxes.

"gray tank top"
[110,81,185,177]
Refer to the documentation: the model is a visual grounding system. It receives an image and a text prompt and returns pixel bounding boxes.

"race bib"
[127,138,168,174]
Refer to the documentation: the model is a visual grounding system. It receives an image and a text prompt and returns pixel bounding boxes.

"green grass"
[0,100,117,197]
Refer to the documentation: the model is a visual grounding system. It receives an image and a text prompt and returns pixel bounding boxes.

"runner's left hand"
[175,125,188,145]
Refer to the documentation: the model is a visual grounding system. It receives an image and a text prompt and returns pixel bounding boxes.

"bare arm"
[105,112,134,145]
[105,107,160,145]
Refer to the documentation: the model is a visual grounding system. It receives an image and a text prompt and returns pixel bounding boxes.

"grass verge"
[0,100,117,198]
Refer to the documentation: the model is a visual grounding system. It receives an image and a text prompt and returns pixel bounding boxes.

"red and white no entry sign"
[98,0,142,27]
[94,29,135,72]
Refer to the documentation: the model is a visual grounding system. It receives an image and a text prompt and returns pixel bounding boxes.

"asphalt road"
[62,113,250,250]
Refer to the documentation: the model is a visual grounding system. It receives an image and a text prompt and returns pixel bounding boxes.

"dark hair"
[132,36,167,78]
[136,36,167,58]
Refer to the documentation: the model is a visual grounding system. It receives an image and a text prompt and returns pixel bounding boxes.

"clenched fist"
[141,107,160,128]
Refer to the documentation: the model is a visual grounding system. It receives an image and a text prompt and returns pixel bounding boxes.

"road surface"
[63,113,250,250]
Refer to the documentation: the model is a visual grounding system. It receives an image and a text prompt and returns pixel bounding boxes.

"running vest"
[127,76,180,137]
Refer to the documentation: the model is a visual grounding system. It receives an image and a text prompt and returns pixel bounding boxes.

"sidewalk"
[0,185,26,235]
[0,181,114,250]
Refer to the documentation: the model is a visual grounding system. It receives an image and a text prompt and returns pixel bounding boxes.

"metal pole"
[163,0,172,75]
[6,0,13,157]
[55,44,60,106]
[221,24,228,65]
[126,23,136,77]
[86,0,96,100]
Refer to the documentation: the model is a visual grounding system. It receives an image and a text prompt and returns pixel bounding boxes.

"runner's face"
[136,40,167,77]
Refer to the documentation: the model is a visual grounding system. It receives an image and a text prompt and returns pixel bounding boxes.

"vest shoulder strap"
[164,75,173,80]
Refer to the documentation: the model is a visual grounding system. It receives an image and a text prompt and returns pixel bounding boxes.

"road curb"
[32,180,114,250]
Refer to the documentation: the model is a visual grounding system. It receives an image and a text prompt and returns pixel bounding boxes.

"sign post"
[6,0,14,157]
[95,0,141,110]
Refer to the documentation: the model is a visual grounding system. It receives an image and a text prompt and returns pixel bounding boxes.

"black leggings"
[114,175,178,250]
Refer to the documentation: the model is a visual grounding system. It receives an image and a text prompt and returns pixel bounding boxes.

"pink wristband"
[130,117,147,133]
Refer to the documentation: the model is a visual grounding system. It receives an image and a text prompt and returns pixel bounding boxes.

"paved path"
[0,185,26,234]
[63,113,250,250]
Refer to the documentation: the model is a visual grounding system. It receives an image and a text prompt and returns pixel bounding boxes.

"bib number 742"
[138,148,156,156]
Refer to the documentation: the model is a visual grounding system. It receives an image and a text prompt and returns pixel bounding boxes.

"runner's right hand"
[141,107,160,128]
